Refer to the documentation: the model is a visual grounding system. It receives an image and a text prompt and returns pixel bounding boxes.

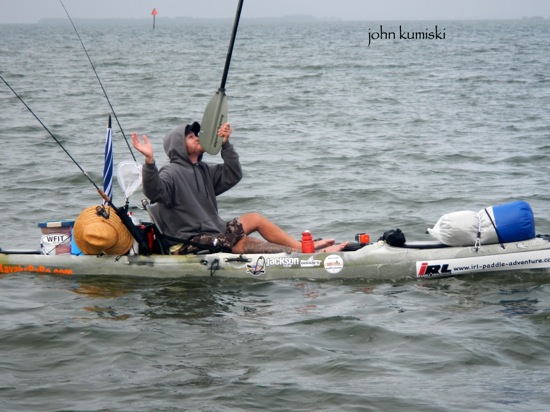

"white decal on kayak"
[324,255,344,274]
[265,257,299,267]
[517,239,546,249]
[246,256,266,277]
[300,256,322,268]
[416,249,550,278]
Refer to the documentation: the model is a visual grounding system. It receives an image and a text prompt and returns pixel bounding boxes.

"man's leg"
[232,236,293,254]
[236,213,340,252]
[238,212,301,249]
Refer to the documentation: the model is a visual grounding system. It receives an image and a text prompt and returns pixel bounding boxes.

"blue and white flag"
[103,115,113,204]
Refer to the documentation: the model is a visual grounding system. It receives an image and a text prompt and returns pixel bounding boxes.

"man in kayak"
[131,122,348,255]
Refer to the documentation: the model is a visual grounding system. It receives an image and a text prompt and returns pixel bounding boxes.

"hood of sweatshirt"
[163,124,203,167]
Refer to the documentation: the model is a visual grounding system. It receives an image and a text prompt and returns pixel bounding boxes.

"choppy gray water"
[1,19,550,411]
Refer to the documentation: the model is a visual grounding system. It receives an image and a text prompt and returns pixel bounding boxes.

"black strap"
[484,208,505,249]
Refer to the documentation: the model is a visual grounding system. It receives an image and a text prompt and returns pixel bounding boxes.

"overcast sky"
[1,0,550,24]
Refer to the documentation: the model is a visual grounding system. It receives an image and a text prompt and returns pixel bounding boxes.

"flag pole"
[103,114,113,205]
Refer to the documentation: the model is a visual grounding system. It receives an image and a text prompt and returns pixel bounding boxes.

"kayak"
[2,235,550,281]
[2,200,548,281]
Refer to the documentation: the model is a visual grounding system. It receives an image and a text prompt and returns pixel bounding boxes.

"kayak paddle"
[199,0,244,155]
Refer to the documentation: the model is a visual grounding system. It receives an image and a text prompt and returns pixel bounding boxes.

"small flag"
[103,115,113,204]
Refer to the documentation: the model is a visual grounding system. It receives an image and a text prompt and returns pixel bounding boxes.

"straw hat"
[73,206,133,255]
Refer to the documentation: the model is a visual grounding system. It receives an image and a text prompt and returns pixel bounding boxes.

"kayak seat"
[142,201,170,255]
[142,200,232,255]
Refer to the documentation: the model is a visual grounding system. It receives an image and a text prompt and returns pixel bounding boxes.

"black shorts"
[173,218,245,255]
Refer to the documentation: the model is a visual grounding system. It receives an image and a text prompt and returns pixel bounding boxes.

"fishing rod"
[58,0,137,162]
[1,74,102,193]
[0,74,149,253]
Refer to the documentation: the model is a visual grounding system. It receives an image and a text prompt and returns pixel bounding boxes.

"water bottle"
[301,230,315,253]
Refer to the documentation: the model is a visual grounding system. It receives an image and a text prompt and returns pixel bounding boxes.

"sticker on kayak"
[300,256,322,268]
[246,256,266,277]
[324,254,344,274]
[416,249,550,278]
[0,263,73,276]
[246,255,299,276]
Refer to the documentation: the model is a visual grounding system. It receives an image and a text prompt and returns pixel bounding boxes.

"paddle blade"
[200,90,228,155]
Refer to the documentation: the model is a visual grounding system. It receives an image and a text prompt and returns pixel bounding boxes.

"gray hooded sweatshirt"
[141,124,242,243]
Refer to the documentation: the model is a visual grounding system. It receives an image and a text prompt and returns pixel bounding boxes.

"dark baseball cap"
[184,121,201,137]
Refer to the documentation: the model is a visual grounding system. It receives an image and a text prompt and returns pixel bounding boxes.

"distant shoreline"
[0,14,547,26]
[40,15,336,25]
